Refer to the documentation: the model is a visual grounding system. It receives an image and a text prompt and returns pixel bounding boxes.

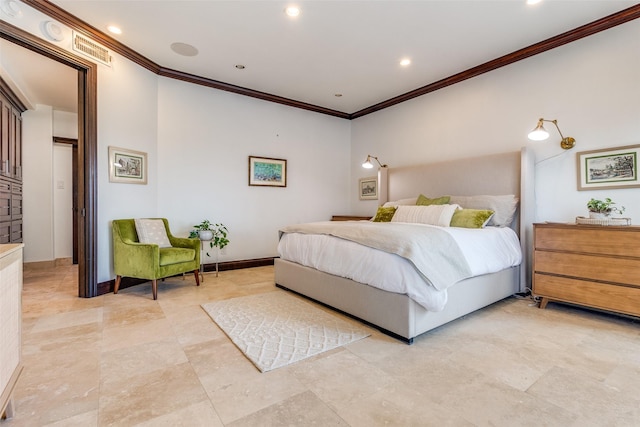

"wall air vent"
[72,31,112,66]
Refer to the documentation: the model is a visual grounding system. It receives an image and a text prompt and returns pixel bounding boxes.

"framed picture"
[109,146,147,184]
[248,156,287,187]
[359,176,378,200]
[577,144,640,190]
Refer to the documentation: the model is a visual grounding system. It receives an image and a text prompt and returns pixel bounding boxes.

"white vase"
[198,230,213,241]
[588,212,610,220]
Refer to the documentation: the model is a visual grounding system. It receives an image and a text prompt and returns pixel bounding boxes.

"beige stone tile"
[100,337,188,387]
[201,367,307,424]
[228,391,349,427]
[12,366,99,426]
[161,303,227,347]
[527,366,640,423]
[445,337,551,392]
[30,307,103,333]
[101,317,175,352]
[44,410,98,426]
[333,380,473,427]
[102,300,166,328]
[23,322,102,358]
[133,401,223,427]
[98,362,208,426]
[439,375,577,426]
[290,349,396,410]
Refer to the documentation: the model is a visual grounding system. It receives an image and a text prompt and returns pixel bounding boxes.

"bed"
[275,149,534,344]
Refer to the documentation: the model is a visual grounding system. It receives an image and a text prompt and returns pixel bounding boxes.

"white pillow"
[391,204,459,227]
[134,218,172,248]
[449,195,518,227]
[383,197,418,207]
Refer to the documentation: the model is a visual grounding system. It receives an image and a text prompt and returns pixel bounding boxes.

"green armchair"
[112,218,200,299]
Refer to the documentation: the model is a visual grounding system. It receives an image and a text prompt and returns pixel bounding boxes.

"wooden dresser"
[533,223,640,317]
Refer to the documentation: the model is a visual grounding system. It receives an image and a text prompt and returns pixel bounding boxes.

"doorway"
[0,21,97,297]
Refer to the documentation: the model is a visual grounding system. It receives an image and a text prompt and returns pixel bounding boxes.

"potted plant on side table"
[586,198,625,219]
[190,220,229,278]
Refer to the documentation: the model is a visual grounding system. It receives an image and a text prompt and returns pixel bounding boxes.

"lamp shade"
[528,121,549,141]
[362,159,374,168]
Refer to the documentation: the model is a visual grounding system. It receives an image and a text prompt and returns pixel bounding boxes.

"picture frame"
[109,146,147,184]
[248,156,287,187]
[359,176,378,200]
[577,144,640,190]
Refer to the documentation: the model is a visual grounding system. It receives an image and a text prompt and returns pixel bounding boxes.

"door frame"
[0,21,98,297]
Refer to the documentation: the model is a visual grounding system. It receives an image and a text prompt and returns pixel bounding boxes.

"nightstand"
[331,215,371,221]
[533,222,640,317]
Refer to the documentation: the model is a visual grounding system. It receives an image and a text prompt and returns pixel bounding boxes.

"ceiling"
[1,0,638,115]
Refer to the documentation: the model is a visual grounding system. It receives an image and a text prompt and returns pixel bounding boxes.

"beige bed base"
[275,149,533,343]
[275,259,519,344]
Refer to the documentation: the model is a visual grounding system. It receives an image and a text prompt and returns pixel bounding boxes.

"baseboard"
[24,257,72,270]
[97,257,275,296]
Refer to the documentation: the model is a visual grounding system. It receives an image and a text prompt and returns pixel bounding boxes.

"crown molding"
[350,4,640,119]
[21,0,640,120]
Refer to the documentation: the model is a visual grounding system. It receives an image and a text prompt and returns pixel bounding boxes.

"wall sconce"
[527,118,576,150]
[362,155,387,169]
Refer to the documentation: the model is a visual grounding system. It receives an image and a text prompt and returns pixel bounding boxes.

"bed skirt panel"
[274,258,519,343]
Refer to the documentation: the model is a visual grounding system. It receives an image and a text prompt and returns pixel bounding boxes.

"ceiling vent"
[72,31,112,66]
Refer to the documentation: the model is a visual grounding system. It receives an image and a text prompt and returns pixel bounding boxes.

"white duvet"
[277,223,522,312]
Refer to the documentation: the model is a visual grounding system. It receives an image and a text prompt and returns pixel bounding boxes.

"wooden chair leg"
[152,279,158,300]
[114,275,122,294]
[194,270,200,287]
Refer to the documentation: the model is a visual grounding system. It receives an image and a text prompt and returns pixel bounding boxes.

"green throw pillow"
[450,209,495,228]
[372,206,397,222]
[416,194,451,206]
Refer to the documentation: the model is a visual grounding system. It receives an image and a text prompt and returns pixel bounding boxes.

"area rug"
[201,291,370,372]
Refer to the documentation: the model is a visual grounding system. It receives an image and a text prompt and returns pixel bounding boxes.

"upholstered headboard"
[381,148,534,291]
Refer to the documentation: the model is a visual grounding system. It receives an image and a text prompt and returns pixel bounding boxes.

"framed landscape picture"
[248,156,287,187]
[359,176,378,200]
[109,146,147,184]
[577,144,640,190]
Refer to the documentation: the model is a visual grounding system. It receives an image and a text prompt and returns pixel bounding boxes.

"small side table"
[198,238,220,282]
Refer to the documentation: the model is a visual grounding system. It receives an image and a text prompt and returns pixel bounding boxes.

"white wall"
[53,143,72,259]
[22,105,54,262]
[53,111,77,138]
[157,78,351,264]
[351,21,640,224]
[53,110,77,261]
[96,54,159,282]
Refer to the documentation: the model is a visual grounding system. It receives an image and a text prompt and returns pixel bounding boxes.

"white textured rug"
[201,291,370,372]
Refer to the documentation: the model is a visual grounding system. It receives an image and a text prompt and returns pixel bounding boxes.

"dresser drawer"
[535,226,640,258]
[534,251,640,287]
[534,273,640,317]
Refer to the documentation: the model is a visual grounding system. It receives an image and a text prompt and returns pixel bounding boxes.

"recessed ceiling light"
[235,64,245,70]
[285,6,300,17]
[107,25,122,35]
[527,0,542,4]
[42,21,65,41]
[0,0,22,18]
[400,58,411,66]
[170,42,199,57]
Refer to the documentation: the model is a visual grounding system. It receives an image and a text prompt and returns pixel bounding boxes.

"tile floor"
[4,264,640,426]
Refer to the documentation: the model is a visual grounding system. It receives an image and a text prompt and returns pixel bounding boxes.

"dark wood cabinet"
[0,78,25,243]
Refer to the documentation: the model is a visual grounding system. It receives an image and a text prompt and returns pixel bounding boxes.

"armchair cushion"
[159,247,197,266]
[134,218,172,248]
